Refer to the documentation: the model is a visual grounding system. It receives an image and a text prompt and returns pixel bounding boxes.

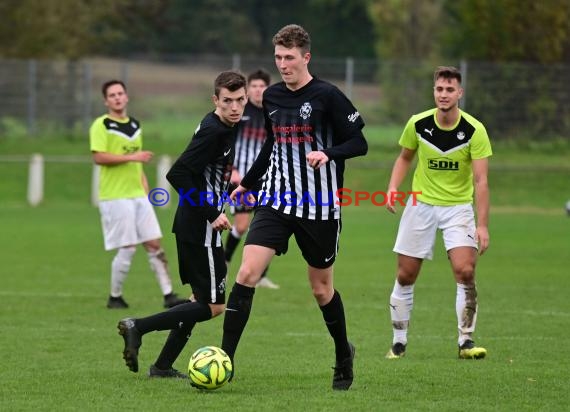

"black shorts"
[175,236,227,304]
[244,206,341,269]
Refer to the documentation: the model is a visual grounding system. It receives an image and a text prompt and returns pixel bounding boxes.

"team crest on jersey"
[218,277,226,294]
[457,131,465,140]
[131,121,138,129]
[299,102,312,119]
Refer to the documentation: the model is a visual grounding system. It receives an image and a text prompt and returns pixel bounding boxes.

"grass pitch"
[0,198,568,411]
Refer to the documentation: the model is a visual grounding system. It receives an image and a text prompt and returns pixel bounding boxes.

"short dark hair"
[434,66,462,84]
[247,69,271,86]
[214,70,247,97]
[102,80,126,98]
[272,24,311,54]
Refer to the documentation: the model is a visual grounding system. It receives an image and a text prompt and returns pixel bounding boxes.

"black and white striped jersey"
[234,102,266,177]
[241,77,367,220]
[167,111,235,247]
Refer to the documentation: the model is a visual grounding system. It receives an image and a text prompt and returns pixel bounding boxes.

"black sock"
[135,301,211,334]
[319,290,350,362]
[225,231,241,262]
[221,282,255,360]
[149,302,212,370]
[154,323,195,370]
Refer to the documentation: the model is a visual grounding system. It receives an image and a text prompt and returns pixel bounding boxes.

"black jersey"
[241,78,367,220]
[234,102,266,177]
[167,112,235,247]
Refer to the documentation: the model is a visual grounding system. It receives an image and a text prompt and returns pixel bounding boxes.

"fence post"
[27,60,37,135]
[27,154,44,206]
[345,57,354,100]
[120,61,129,84]
[83,61,92,136]
[460,59,468,111]
[156,155,172,208]
[91,164,100,207]
[232,54,241,70]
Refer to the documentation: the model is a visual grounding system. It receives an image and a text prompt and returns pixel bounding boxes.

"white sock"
[230,226,241,239]
[110,246,136,297]
[456,283,478,345]
[389,280,414,345]
[148,248,173,295]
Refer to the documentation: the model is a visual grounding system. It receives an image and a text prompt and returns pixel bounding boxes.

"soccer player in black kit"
[225,69,280,289]
[116,70,247,378]
[221,24,368,390]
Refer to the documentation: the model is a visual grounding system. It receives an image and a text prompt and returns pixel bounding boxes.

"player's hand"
[386,188,398,214]
[131,150,154,163]
[306,151,329,170]
[475,226,489,255]
[211,213,231,231]
[230,185,256,208]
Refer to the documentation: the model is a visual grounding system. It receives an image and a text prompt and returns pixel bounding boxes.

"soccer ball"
[188,346,233,390]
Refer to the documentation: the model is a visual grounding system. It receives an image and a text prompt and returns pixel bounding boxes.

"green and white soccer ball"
[188,346,233,390]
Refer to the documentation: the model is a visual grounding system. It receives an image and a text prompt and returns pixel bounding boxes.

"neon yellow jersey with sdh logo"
[89,115,145,201]
[399,108,492,206]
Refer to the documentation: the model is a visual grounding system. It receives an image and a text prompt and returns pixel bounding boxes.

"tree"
[442,0,570,63]
[0,0,123,58]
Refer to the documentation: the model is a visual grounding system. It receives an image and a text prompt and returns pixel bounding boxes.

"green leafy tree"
[442,0,570,63]
[0,0,124,58]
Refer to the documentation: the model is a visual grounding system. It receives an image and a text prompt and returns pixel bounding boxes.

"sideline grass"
[0,203,569,411]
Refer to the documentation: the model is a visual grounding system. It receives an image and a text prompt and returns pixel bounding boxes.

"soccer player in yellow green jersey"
[385,66,492,360]
[90,80,185,310]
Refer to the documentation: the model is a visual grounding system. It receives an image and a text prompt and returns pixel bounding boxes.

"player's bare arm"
[386,147,416,213]
[472,157,490,255]
[306,151,329,170]
[92,150,154,165]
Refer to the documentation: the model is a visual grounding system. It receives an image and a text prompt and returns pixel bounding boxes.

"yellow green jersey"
[399,108,492,205]
[89,115,145,201]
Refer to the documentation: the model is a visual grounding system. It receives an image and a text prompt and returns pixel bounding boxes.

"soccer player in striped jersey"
[385,66,492,360]
[90,80,186,310]
[117,71,247,378]
[221,24,368,390]
[224,69,280,289]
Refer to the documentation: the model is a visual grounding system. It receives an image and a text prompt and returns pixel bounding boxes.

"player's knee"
[396,271,417,286]
[455,265,475,283]
[236,264,261,286]
[113,246,136,271]
[311,285,333,305]
[209,303,225,317]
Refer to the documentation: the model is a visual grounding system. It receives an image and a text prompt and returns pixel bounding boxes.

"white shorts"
[393,200,477,260]
[98,197,163,251]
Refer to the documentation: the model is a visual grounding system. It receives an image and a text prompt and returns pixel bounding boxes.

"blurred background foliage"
[2,0,569,62]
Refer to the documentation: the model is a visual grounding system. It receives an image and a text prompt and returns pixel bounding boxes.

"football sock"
[224,228,242,262]
[154,323,195,370]
[456,282,478,345]
[147,248,173,295]
[389,280,414,345]
[222,282,255,360]
[319,290,351,362]
[135,301,211,334]
[110,246,136,297]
